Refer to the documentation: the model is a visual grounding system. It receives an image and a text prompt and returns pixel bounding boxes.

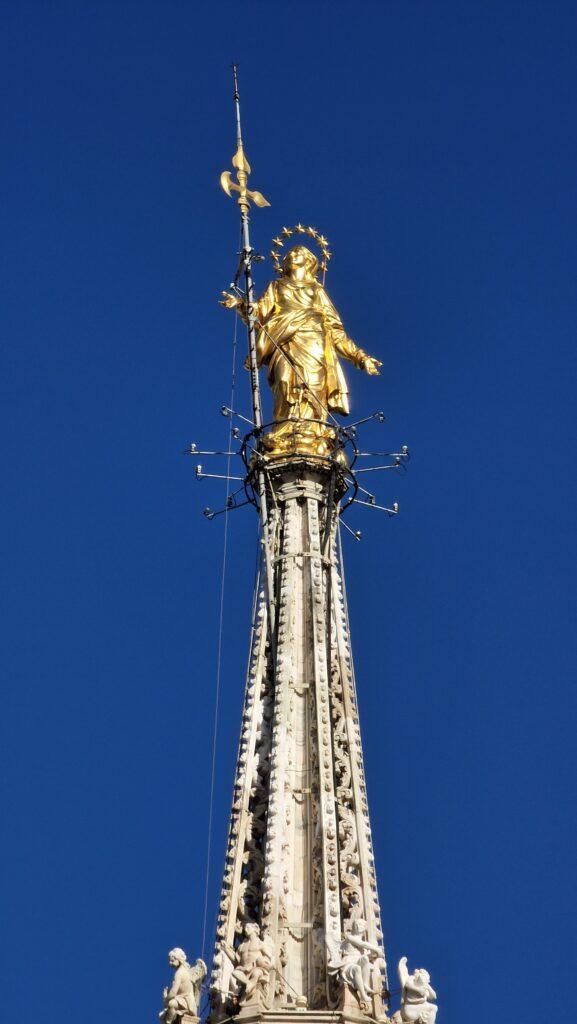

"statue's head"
[168,948,188,967]
[282,245,318,281]
[244,922,260,937]
[351,918,368,936]
[414,968,430,986]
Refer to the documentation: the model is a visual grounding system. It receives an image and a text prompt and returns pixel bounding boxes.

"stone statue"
[159,948,207,1024]
[221,234,381,457]
[231,922,275,1005]
[327,918,385,1011]
[392,956,437,1024]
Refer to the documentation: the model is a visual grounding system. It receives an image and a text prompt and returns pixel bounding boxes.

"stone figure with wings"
[159,949,207,1024]
[392,957,438,1024]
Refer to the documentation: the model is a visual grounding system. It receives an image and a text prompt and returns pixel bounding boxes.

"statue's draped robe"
[253,278,369,428]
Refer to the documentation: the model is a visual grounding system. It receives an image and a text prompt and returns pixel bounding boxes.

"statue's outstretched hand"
[220,291,239,309]
[364,357,382,376]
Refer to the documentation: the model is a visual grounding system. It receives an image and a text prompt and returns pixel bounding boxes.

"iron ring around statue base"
[240,418,360,515]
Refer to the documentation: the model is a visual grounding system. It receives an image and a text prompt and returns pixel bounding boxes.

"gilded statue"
[221,228,381,457]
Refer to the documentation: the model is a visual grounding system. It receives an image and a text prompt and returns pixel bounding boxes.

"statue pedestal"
[221,1010,387,1024]
[181,1016,200,1024]
[237,1002,267,1019]
[337,983,389,1023]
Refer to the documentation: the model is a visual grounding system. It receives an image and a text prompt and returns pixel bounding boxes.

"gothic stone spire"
[209,459,388,1021]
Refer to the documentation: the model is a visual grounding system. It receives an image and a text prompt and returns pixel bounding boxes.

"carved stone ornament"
[391,957,438,1024]
[231,922,275,1008]
[159,949,207,1024]
[326,918,385,1013]
[208,464,389,1017]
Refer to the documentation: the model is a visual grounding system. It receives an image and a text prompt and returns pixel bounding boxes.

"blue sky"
[2,3,576,1022]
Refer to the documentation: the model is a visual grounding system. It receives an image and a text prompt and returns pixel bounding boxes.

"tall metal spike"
[221,65,276,641]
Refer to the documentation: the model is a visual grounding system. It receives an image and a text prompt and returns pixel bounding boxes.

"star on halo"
[269,223,332,276]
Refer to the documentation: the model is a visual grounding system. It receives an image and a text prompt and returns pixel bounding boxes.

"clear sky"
[2,3,576,1022]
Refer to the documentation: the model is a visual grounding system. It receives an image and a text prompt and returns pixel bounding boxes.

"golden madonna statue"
[222,243,381,457]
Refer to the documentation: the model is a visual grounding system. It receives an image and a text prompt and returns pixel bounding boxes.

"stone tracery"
[209,463,389,1020]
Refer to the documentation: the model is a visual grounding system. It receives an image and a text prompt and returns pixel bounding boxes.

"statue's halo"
[270,224,332,277]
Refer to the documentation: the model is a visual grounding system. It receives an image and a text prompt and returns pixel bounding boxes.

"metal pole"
[230,65,276,640]
[232,65,263,431]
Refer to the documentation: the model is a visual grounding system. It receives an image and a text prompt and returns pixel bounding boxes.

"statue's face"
[283,246,317,278]
[169,954,179,967]
[285,246,306,268]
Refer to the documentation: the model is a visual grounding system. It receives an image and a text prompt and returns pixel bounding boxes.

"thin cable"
[200,303,239,960]
[200,525,263,1023]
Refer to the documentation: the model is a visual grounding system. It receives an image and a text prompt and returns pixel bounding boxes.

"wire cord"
[200,305,239,960]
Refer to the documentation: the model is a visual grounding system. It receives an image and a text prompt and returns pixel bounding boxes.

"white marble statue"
[231,922,275,1004]
[159,948,207,1024]
[327,918,384,1010]
[392,956,437,1024]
